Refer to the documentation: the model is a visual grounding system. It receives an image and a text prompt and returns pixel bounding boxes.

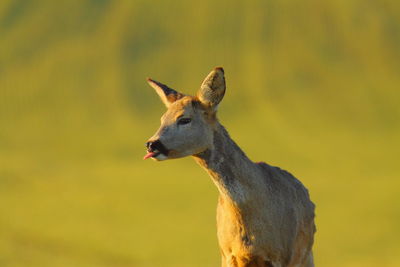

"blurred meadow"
[1,0,400,266]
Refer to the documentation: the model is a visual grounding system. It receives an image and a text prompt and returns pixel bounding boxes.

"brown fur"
[146,68,316,267]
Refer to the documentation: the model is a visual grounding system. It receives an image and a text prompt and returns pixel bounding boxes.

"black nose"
[146,141,152,149]
[145,140,169,155]
[146,141,158,151]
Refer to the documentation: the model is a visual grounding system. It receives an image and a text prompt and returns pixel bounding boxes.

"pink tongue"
[143,151,156,160]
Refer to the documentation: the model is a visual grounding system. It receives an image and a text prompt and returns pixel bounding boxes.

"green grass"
[1,0,400,266]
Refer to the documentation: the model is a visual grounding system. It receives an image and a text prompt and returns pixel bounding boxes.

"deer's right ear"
[197,67,226,112]
[147,78,184,108]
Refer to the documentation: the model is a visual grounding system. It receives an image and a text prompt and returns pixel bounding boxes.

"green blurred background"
[1,0,399,266]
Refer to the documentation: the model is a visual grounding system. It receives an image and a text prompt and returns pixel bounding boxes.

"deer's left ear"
[197,67,226,111]
[147,78,184,108]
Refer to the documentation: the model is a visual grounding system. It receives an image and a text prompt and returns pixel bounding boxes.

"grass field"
[1,0,400,266]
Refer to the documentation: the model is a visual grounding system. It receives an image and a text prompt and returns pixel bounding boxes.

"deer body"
[145,68,316,267]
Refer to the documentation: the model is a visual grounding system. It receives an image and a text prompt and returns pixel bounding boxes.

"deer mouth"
[143,140,169,160]
[143,150,161,160]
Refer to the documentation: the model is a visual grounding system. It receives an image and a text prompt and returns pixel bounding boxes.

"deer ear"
[147,78,184,107]
[197,67,226,111]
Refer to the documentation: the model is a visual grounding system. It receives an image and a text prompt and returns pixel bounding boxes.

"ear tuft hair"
[214,66,224,74]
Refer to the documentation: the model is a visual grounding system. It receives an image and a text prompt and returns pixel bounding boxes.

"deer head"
[144,67,226,161]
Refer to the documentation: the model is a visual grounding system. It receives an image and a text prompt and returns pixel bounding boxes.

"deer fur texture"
[145,67,316,267]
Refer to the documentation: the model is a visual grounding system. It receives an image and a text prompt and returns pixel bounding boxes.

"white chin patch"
[152,153,168,161]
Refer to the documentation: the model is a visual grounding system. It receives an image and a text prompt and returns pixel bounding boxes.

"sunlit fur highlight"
[146,67,316,267]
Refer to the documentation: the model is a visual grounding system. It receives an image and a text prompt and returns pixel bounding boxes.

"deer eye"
[177,118,192,125]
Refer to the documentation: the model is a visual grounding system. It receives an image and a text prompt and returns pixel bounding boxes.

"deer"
[143,67,316,267]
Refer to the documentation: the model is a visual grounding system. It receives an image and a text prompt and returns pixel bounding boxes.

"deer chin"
[152,153,168,161]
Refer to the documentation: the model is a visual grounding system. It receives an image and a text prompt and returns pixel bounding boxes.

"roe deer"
[144,67,316,267]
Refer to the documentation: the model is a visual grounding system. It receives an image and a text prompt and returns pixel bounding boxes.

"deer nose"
[146,141,153,149]
[145,140,169,155]
[146,140,159,151]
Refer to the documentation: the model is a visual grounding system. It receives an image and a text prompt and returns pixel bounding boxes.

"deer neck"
[193,124,259,205]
